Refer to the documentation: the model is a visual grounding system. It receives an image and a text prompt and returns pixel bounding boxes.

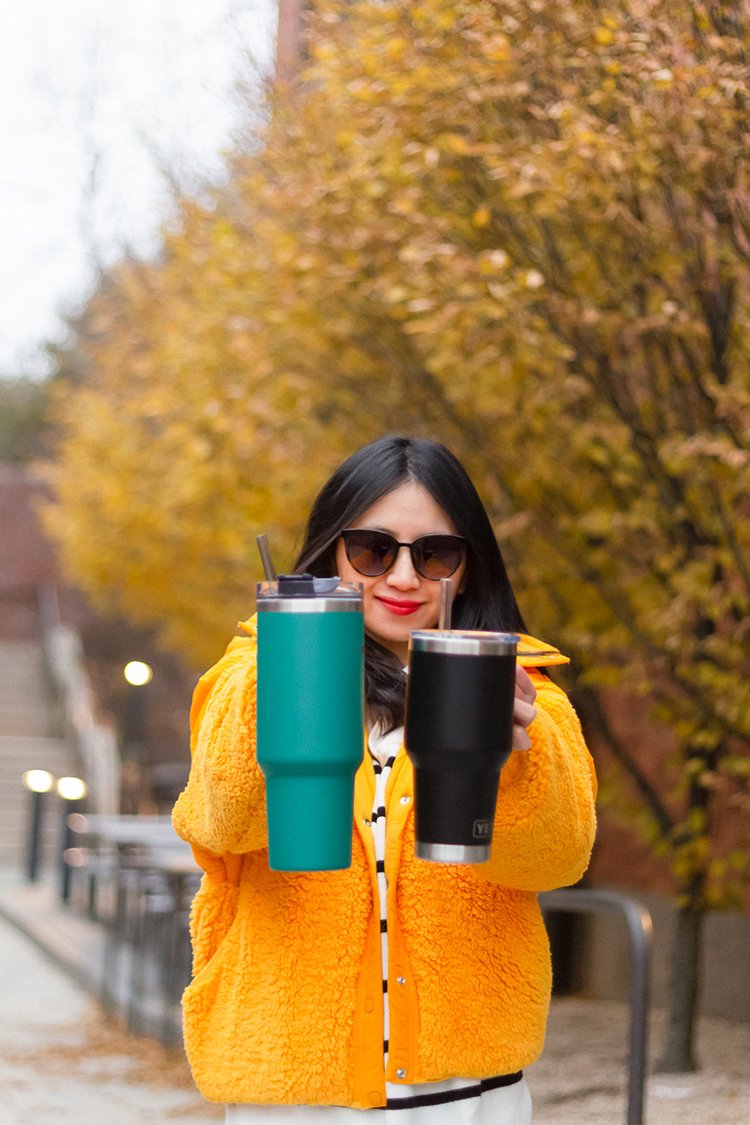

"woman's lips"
[377,597,422,616]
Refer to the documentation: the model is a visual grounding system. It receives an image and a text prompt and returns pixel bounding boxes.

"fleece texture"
[172,618,597,1108]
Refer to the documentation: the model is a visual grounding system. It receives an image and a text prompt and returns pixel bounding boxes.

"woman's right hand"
[512,664,538,751]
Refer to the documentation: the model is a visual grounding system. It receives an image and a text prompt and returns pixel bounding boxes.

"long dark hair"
[294,435,527,731]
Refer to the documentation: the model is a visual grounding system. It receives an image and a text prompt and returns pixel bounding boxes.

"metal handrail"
[540,887,653,1125]
[37,584,121,815]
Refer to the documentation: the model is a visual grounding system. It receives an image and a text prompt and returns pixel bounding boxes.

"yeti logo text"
[473,819,492,839]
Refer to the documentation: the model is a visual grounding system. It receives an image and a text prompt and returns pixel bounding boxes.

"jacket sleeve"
[479,673,597,891]
[172,635,268,856]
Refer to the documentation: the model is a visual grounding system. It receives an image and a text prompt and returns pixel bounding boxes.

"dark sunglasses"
[340,528,467,580]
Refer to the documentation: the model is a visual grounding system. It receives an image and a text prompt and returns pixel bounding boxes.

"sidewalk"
[0,870,221,1124]
[1,866,748,1123]
[530,996,750,1124]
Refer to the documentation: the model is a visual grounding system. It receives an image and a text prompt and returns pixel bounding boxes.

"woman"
[173,435,597,1123]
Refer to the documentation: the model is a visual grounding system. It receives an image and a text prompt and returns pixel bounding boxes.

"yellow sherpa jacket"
[172,618,597,1108]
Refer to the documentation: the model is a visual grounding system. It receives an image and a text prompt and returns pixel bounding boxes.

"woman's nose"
[386,545,420,588]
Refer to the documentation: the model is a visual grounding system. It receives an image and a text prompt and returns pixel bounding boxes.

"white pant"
[226,1077,532,1124]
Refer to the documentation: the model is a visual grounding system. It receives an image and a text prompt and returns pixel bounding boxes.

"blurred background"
[1,0,748,1108]
[1,0,277,822]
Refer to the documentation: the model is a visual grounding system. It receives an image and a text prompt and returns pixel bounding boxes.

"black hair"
[294,435,526,732]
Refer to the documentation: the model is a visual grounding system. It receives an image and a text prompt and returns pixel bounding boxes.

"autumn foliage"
[45,0,749,1067]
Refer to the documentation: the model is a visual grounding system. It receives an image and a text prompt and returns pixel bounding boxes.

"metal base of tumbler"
[415,841,491,864]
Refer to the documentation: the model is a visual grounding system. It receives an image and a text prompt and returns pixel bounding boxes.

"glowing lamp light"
[22,769,55,794]
[124,660,153,686]
[56,776,88,801]
[22,769,57,882]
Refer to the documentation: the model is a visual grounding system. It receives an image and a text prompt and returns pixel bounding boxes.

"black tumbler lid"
[277,573,316,596]
[409,629,518,656]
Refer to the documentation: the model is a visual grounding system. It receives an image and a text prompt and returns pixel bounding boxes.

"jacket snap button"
[369,1092,382,1106]
[396,1068,406,1079]
[364,997,375,1013]
[400,796,410,805]
[363,818,371,826]
[396,976,406,985]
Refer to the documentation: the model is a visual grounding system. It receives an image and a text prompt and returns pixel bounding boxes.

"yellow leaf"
[594,26,616,46]
[652,69,674,86]
[439,133,471,155]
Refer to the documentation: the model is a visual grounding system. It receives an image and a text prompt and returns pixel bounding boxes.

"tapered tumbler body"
[405,631,518,863]
[256,579,364,871]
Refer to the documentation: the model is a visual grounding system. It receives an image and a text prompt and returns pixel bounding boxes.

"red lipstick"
[377,597,422,616]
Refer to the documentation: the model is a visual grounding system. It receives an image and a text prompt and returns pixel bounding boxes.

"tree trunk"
[658,903,704,1072]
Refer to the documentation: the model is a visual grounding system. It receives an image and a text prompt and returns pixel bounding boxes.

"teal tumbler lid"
[257,577,363,613]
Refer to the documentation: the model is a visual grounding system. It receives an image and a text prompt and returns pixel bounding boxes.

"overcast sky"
[0,0,277,378]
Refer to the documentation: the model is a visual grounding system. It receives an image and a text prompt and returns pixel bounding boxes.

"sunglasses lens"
[344,531,397,576]
[342,530,466,579]
[412,536,465,579]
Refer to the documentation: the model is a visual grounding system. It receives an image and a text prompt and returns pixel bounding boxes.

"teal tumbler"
[256,575,364,871]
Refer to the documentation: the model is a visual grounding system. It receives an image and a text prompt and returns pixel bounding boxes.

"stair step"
[0,661,49,687]
[0,711,59,738]
[0,738,75,772]
[0,734,72,752]
[0,637,107,870]
[0,639,61,735]
[0,685,50,707]
[0,642,47,679]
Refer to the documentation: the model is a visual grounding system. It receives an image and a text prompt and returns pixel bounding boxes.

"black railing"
[541,887,653,1125]
[65,813,199,1046]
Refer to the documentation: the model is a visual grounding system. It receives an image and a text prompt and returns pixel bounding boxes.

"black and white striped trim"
[366,736,522,1111]
[376,1073,523,1111]
[368,750,395,1069]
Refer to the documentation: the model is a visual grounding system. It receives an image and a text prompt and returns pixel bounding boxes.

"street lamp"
[121,661,154,811]
[123,661,153,687]
[21,769,55,882]
[57,776,88,802]
[122,662,153,748]
[57,776,88,903]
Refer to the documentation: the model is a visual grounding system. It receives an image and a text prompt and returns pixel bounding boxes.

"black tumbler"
[404,630,519,863]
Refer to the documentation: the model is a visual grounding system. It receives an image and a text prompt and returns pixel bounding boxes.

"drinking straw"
[256,534,277,581]
[439,577,452,632]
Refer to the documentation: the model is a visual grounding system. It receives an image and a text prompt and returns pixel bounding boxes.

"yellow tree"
[46,0,749,1069]
[269,0,750,1068]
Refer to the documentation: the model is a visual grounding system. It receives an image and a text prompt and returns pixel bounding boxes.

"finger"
[515,664,537,704]
[513,698,538,729]
[512,725,532,751]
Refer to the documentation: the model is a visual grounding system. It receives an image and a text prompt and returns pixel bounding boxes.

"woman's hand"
[512,664,538,751]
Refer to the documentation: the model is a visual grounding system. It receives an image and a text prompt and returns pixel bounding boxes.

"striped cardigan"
[172,617,597,1107]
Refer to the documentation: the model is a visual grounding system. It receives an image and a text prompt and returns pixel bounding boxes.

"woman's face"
[334,480,467,664]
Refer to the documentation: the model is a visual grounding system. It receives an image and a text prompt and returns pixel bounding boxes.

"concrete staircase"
[0,640,78,870]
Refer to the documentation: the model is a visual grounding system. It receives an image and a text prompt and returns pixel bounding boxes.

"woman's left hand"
[512,664,537,751]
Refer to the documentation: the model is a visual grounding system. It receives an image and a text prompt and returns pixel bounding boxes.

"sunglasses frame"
[340,528,467,580]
